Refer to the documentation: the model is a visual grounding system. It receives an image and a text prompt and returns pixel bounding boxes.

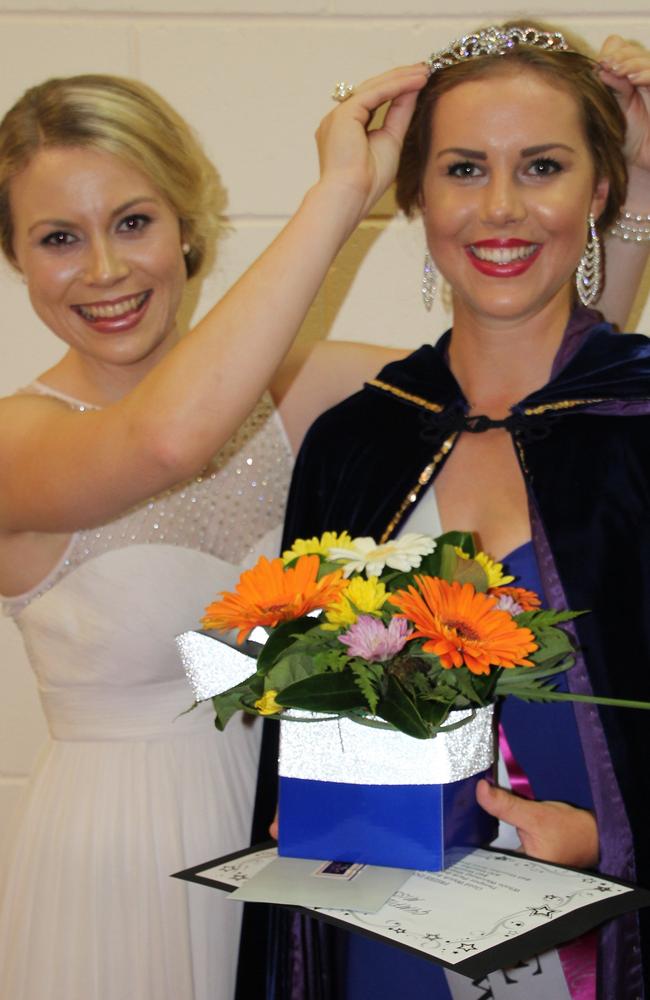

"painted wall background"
[1,0,649,840]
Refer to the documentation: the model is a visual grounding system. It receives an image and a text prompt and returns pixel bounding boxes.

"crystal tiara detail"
[427,26,570,75]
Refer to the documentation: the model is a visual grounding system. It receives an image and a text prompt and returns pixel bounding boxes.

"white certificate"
[174,843,650,979]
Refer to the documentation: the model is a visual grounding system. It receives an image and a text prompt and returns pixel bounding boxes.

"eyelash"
[527,157,562,176]
[41,231,76,247]
[446,157,563,179]
[117,213,152,233]
[447,161,480,179]
[40,213,153,248]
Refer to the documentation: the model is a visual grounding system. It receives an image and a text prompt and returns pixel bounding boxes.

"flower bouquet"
[194,529,594,870]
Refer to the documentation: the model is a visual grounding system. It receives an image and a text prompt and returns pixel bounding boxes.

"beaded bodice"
[2,383,293,618]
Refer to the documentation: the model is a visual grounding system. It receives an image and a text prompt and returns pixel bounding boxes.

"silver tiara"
[427,26,569,75]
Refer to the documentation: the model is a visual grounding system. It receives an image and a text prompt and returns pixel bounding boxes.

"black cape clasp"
[463,414,511,433]
[419,406,560,444]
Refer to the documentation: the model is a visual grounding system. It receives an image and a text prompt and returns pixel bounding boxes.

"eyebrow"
[436,142,575,160]
[28,196,160,235]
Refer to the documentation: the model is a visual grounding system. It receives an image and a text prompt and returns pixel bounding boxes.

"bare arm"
[598,37,650,329]
[0,65,428,534]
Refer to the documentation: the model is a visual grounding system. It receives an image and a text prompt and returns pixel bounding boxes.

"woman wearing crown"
[269,22,650,1000]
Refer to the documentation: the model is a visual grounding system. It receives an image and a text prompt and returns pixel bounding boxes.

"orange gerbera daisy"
[490,585,542,612]
[389,577,537,676]
[202,554,345,643]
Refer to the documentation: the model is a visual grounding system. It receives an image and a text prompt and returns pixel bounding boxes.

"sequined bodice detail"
[3,387,293,617]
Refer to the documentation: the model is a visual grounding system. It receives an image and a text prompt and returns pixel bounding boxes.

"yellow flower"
[255,690,283,716]
[282,531,353,565]
[454,548,515,588]
[322,575,388,630]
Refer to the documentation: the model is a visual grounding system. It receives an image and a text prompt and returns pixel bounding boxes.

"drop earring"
[422,250,437,311]
[181,242,191,256]
[575,214,601,307]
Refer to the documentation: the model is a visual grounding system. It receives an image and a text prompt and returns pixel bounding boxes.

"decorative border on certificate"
[173,843,650,980]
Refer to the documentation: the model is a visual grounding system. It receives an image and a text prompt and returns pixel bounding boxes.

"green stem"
[521,691,650,711]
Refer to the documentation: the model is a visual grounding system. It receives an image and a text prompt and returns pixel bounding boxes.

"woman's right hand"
[315,64,429,223]
[476,779,599,869]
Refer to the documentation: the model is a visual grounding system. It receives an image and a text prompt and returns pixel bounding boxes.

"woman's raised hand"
[0,65,428,540]
[315,64,429,224]
[598,36,650,173]
[596,37,650,330]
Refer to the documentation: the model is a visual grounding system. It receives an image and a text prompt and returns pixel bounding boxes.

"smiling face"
[420,68,609,328]
[9,145,188,376]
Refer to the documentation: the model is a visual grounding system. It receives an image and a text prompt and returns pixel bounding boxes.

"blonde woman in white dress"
[0,67,429,1000]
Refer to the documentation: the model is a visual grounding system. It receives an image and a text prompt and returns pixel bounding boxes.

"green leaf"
[529,630,575,666]
[256,616,317,673]
[449,667,488,705]
[495,656,574,695]
[312,648,353,673]
[276,671,366,713]
[437,708,478,733]
[519,688,650,711]
[517,609,584,628]
[375,675,430,739]
[454,559,489,591]
[417,698,452,728]
[318,559,346,578]
[438,544,488,591]
[349,660,382,714]
[265,651,322,691]
[212,675,263,730]
[436,531,476,558]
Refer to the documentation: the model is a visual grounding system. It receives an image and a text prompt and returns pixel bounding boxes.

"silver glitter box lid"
[279,706,495,786]
[176,630,495,787]
[176,629,261,701]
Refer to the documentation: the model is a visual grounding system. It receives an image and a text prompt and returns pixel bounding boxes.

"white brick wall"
[1,2,649,837]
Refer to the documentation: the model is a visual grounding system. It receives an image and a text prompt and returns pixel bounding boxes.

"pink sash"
[498,724,597,1000]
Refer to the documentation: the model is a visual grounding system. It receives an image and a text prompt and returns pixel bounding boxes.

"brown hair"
[396,22,627,232]
[0,74,225,277]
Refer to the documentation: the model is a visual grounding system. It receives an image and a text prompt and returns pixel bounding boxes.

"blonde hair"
[0,74,225,277]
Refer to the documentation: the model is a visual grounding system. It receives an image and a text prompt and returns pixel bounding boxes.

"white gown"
[0,383,293,1000]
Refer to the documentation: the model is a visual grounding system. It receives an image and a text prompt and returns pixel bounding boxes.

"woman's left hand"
[476,779,599,869]
[598,35,650,172]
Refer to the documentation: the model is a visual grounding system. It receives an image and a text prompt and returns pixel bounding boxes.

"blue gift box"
[278,708,496,871]
[175,631,497,872]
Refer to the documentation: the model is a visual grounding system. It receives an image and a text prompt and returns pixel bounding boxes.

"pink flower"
[338,615,413,662]
[494,594,523,615]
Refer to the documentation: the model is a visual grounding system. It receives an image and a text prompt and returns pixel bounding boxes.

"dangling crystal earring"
[422,250,437,311]
[575,214,601,307]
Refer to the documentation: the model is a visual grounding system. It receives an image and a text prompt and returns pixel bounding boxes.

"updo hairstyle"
[396,23,628,233]
[0,74,225,278]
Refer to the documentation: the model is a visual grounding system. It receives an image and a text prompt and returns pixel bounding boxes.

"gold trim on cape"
[523,397,606,415]
[367,379,445,414]
[379,433,458,543]
[372,378,610,541]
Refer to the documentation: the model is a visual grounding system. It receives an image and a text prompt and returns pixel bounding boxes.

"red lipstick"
[465,239,541,278]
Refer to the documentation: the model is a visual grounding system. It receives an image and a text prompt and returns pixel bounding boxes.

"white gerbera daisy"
[328,533,436,578]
